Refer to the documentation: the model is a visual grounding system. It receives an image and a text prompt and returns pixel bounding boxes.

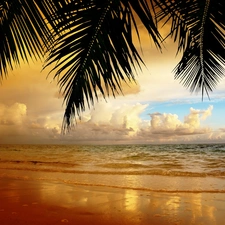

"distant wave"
[0,160,80,167]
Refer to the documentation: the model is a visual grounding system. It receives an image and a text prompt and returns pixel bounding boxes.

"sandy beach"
[0,177,225,225]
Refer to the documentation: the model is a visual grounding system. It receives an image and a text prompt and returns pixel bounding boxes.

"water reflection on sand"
[1,178,225,225]
[38,180,225,225]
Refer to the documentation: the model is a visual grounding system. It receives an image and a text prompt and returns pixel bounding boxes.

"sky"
[1,23,225,145]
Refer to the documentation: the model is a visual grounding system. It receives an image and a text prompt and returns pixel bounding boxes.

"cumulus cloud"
[0,99,218,144]
[0,103,27,125]
[0,102,61,144]
[147,105,213,138]
[67,102,148,143]
[185,105,213,123]
[54,103,216,144]
[87,102,147,131]
[150,112,181,131]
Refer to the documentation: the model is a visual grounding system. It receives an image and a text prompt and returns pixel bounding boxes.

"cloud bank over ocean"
[0,98,223,144]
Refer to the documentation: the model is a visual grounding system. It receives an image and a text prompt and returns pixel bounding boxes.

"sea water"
[0,144,225,192]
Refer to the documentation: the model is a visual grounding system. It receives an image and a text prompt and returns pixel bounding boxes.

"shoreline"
[1,168,225,194]
[1,177,225,225]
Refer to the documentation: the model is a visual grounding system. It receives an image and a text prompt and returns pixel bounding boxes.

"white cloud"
[0,99,222,144]
[150,112,181,131]
[0,102,61,144]
[56,104,215,144]
[147,105,213,137]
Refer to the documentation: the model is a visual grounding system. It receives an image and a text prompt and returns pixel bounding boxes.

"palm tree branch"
[155,0,225,97]
[45,0,161,131]
[0,0,54,78]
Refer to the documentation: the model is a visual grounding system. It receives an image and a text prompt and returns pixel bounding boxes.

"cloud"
[0,96,217,145]
[54,104,215,144]
[0,103,27,125]
[0,101,62,144]
[200,105,213,119]
[150,112,181,131]
[73,102,149,142]
[148,105,213,137]
[131,105,214,143]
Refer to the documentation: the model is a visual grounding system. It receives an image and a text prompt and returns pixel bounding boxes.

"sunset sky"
[1,24,225,145]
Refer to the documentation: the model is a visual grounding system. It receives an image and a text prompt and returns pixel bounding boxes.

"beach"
[0,144,225,224]
[1,177,225,225]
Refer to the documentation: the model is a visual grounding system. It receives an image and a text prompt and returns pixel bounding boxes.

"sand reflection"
[166,195,181,211]
[37,182,224,225]
[189,193,217,225]
[124,189,138,211]
[1,178,224,225]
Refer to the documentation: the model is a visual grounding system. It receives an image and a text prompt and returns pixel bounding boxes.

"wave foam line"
[1,167,225,178]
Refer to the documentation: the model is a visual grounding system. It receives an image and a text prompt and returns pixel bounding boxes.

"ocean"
[0,144,225,193]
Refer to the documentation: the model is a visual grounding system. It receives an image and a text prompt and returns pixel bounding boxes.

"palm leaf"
[155,0,225,98]
[0,0,54,78]
[45,0,162,131]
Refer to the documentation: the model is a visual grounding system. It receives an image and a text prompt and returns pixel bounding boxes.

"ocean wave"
[1,143,225,179]
[1,166,225,177]
[61,182,225,193]
[0,173,224,194]
[0,159,80,167]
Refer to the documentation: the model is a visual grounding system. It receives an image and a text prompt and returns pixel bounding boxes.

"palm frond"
[155,0,225,98]
[45,0,162,131]
[0,0,54,78]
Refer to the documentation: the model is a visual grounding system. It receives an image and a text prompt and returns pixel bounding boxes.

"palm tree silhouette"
[1,0,224,131]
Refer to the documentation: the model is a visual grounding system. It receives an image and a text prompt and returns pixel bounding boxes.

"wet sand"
[0,177,225,225]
